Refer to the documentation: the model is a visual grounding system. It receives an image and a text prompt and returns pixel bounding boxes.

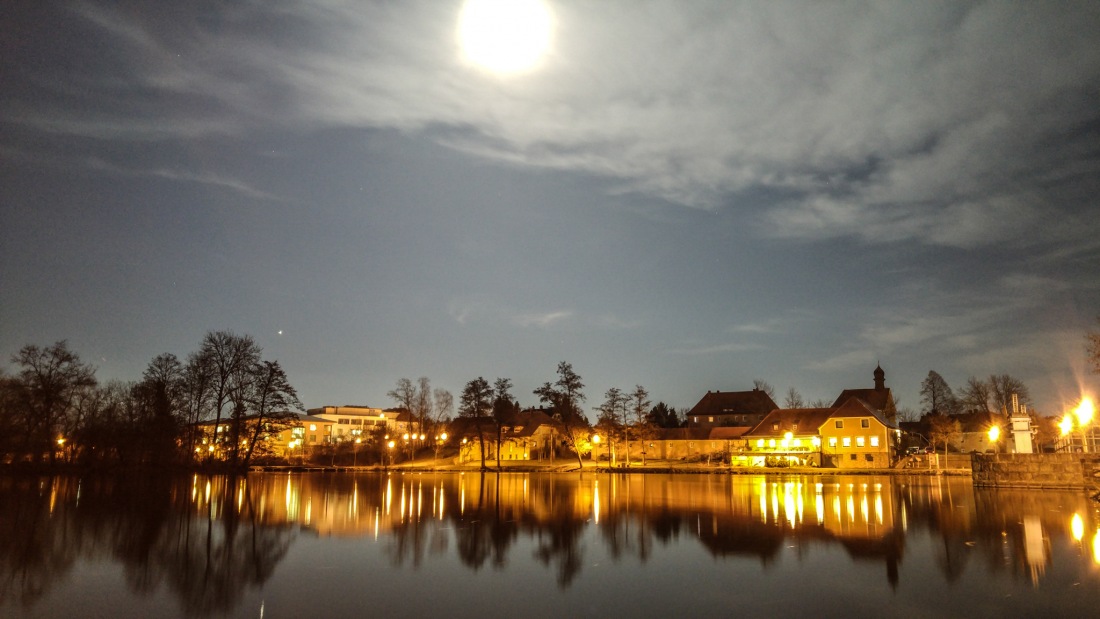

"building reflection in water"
[3,472,1100,616]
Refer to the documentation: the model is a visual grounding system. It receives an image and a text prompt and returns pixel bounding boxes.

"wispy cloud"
[11,1,1095,253]
[513,310,574,328]
[666,342,764,356]
[85,158,279,201]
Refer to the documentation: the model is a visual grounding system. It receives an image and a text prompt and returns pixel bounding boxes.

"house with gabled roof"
[743,408,833,466]
[685,388,778,429]
[819,398,896,468]
[832,364,896,424]
[739,365,900,469]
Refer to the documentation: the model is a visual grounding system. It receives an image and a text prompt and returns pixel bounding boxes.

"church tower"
[874,364,885,391]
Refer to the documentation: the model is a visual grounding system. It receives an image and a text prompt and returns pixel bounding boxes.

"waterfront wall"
[971,452,1100,490]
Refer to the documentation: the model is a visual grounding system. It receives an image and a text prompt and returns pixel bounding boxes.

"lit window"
[828,437,837,447]
[708,416,714,422]
[856,436,865,447]
[768,439,776,448]
[835,420,843,429]
[772,423,779,431]
[870,436,879,447]
[757,439,764,448]
[310,424,317,431]
[842,437,851,447]
[861,419,869,428]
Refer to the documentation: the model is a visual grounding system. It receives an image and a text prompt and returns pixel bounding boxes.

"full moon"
[458,0,553,75]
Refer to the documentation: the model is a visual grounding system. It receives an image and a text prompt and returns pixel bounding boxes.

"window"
[828,437,837,447]
[842,437,851,447]
[856,436,865,447]
[708,416,714,422]
[850,453,857,460]
[835,420,843,429]
[861,419,869,428]
[309,435,316,443]
[792,423,798,431]
[772,423,779,431]
[870,436,880,447]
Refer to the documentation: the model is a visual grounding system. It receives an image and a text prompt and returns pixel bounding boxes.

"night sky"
[3,1,1099,416]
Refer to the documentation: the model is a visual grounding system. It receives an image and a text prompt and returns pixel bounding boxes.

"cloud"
[512,310,573,328]
[7,1,1100,251]
[666,342,764,356]
[85,158,279,200]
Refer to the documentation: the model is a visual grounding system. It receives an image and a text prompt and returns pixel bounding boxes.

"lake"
[2,471,1098,618]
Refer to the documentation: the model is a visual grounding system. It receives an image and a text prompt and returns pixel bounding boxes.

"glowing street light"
[988,424,1000,453]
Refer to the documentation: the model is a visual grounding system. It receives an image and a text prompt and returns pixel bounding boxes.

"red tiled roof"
[687,389,779,418]
[744,408,835,438]
[831,387,892,412]
[831,397,897,429]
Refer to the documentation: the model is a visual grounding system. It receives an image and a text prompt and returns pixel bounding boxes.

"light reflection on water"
[2,472,1099,618]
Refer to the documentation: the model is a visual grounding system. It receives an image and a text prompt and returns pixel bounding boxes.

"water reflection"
[2,472,1099,616]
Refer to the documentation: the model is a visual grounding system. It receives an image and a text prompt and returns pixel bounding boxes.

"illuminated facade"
[307,406,419,441]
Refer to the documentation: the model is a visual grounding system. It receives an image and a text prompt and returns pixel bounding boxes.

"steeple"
[873,364,885,391]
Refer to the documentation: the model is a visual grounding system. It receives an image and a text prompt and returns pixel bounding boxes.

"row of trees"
[455,362,684,471]
[919,371,1032,417]
[0,332,301,468]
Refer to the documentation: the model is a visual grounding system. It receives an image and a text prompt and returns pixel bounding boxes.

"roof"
[687,389,779,418]
[831,387,893,412]
[830,397,897,429]
[744,408,834,438]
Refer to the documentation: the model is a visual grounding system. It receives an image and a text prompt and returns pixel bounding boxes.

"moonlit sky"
[3,1,1099,416]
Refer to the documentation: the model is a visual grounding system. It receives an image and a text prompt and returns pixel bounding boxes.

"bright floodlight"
[458,0,552,74]
[1060,415,1075,436]
[1074,398,1094,427]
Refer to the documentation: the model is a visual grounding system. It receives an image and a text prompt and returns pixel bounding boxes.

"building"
[448,409,566,464]
[685,388,779,429]
[738,365,900,469]
[831,364,896,424]
[306,406,419,442]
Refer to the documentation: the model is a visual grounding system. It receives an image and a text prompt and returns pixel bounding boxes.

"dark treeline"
[0,332,301,469]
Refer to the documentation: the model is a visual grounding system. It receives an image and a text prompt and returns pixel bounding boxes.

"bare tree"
[241,360,302,467]
[783,387,805,409]
[929,415,961,465]
[920,370,958,416]
[9,341,96,464]
[595,387,627,465]
[958,376,992,414]
[194,331,261,462]
[626,385,651,467]
[752,379,775,399]
[988,374,1030,415]
[433,387,454,424]
[534,361,588,469]
[388,377,416,415]
[492,378,519,470]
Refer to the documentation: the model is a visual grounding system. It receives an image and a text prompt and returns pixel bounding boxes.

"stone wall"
[971,452,1100,490]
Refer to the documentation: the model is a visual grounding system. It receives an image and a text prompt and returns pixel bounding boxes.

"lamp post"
[592,434,600,464]
[988,424,1000,454]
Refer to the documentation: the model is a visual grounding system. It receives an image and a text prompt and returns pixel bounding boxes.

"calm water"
[2,471,1098,618]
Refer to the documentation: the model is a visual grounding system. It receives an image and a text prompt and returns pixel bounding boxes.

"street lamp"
[988,424,1000,453]
[1061,397,1096,452]
[592,434,600,463]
